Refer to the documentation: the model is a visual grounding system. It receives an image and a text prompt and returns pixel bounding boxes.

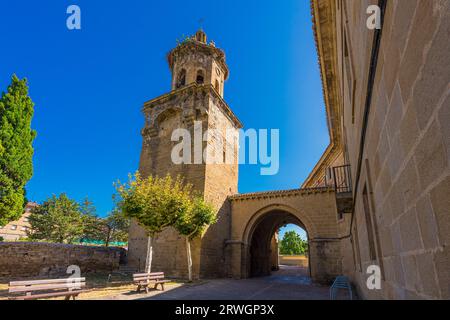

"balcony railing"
[333,165,352,194]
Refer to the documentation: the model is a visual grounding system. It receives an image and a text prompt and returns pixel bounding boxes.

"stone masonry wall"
[335,0,450,299]
[0,242,125,278]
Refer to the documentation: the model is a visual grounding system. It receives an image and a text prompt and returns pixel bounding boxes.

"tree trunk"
[186,237,192,282]
[145,235,153,273]
[105,227,111,247]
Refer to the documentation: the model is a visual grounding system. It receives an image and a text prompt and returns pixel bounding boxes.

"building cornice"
[302,0,343,188]
[229,187,334,202]
[143,83,243,129]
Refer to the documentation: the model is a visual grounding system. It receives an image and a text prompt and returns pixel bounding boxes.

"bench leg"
[137,284,141,293]
[154,283,165,291]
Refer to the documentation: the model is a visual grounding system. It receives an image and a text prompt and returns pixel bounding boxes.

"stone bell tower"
[128,29,242,279]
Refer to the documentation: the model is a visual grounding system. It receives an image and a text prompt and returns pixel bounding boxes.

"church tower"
[128,30,242,279]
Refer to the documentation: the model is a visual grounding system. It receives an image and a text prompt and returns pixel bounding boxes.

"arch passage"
[230,193,342,283]
[248,210,308,277]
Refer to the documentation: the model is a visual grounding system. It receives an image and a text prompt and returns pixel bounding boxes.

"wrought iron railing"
[333,165,352,194]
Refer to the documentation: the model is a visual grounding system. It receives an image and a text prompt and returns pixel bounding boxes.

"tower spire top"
[195,27,207,44]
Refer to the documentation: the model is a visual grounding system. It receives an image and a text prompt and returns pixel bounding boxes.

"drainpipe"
[348,0,387,237]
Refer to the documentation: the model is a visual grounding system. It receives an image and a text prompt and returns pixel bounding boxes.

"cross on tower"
[198,18,204,30]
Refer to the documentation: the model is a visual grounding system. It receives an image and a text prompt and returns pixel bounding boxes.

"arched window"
[176,69,186,88]
[196,70,204,84]
[215,79,220,93]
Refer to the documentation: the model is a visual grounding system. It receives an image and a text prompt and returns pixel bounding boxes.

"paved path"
[99,266,332,300]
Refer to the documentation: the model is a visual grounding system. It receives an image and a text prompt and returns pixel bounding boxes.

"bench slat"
[9,289,90,300]
[133,272,164,277]
[133,276,165,281]
[10,278,85,286]
[136,279,170,283]
[9,282,86,293]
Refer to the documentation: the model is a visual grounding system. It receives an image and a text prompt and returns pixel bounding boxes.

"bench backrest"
[9,278,86,295]
[133,272,165,282]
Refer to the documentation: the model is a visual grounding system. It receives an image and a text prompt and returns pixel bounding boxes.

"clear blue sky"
[279,224,307,241]
[0,0,328,216]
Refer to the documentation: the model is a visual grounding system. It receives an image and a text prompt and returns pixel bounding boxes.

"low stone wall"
[0,242,126,278]
[279,255,309,267]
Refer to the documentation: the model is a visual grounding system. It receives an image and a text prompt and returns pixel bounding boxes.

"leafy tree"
[279,230,308,256]
[174,196,217,281]
[103,209,129,246]
[82,208,129,246]
[79,211,102,244]
[28,194,85,244]
[115,172,192,273]
[0,75,36,226]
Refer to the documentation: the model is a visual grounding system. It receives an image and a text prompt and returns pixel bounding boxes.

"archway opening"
[248,210,310,278]
[278,224,309,275]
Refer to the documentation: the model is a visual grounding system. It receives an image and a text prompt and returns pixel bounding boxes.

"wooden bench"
[8,277,89,300]
[133,272,170,293]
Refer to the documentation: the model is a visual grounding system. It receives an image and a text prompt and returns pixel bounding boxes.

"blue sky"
[279,225,307,241]
[0,0,328,217]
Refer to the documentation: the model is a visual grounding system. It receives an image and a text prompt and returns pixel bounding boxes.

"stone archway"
[229,188,343,284]
[247,209,308,278]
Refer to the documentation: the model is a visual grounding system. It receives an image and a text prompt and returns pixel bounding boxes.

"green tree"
[279,230,308,256]
[103,209,129,246]
[0,75,36,226]
[82,209,129,246]
[28,194,85,244]
[175,196,217,281]
[115,172,192,273]
[78,198,103,243]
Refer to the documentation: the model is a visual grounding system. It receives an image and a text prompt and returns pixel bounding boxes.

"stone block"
[433,246,450,299]
[401,254,421,292]
[399,0,439,103]
[430,175,450,246]
[399,103,420,156]
[416,252,440,299]
[416,195,440,250]
[399,207,423,252]
[438,94,450,166]
[414,121,447,190]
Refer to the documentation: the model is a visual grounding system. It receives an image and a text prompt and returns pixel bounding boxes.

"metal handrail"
[332,165,352,194]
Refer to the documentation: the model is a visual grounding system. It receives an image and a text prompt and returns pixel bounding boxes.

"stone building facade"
[307,0,449,299]
[0,202,37,241]
[129,0,449,299]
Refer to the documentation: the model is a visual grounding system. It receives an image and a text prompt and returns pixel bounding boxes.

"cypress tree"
[0,74,36,226]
